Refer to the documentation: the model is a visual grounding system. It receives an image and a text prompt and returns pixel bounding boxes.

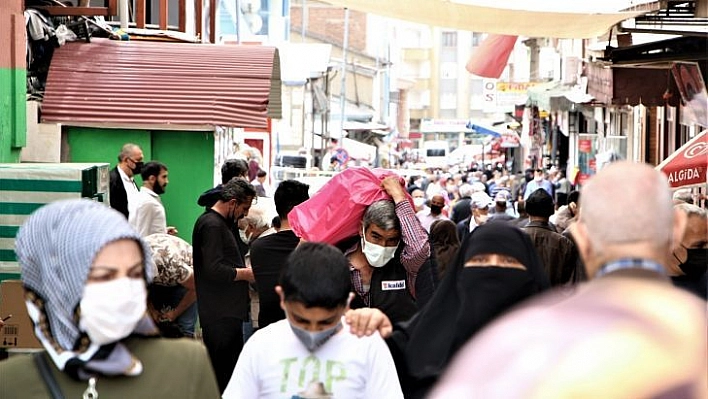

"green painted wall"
[67,127,152,172]
[152,131,214,243]
[0,68,27,163]
[67,127,214,244]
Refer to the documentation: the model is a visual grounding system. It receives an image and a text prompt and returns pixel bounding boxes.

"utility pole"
[339,7,349,139]
[235,0,241,43]
[301,0,307,42]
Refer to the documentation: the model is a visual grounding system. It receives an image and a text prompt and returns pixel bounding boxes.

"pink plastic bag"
[289,167,413,245]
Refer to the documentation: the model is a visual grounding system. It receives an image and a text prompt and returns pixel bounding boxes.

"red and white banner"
[657,130,708,188]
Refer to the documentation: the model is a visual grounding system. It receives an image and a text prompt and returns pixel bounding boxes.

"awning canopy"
[527,81,593,111]
[342,121,389,132]
[341,137,377,161]
[656,130,707,188]
[278,43,332,84]
[466,122,502,138]
[588,37,708,107]
[317,0,650,39]
[42,39,282,130]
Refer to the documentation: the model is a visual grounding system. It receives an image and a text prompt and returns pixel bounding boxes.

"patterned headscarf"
[15,199,156,380]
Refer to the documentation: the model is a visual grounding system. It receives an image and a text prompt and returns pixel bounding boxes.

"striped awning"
[0,163,110,277]
[42,39,281,130]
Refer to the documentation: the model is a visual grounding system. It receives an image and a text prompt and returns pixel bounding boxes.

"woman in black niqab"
[388,222,550,399]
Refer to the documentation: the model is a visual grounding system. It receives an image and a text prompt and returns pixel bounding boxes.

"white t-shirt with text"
[223,318,403,399]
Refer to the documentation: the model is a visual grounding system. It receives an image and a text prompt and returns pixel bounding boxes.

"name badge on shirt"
[381,280,406,291]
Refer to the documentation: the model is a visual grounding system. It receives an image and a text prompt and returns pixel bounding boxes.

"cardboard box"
[0,280,42,349]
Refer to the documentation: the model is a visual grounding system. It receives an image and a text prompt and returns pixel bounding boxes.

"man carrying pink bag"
[289,168,432,324]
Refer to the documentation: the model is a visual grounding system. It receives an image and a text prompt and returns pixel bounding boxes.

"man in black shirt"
[250,180,310,329]
[192,178,255,393]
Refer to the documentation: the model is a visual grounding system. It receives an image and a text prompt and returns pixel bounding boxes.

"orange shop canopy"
[656,130,708,188]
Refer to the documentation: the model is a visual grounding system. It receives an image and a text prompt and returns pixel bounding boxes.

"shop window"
[604,136,627,159]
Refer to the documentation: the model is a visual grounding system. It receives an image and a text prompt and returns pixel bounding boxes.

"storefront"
[41,39,282,241]
[586,36,708,168]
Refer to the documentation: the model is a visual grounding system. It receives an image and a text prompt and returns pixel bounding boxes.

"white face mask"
[239,228,251,243]
[361,228,398,268]
[413,197,426,208]
[474,214,489,225]
[79,277,147,346]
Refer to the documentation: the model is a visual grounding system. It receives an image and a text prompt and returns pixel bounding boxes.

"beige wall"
[20,101,61,162]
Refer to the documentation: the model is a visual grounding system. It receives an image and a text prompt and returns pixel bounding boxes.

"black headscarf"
[392,222,549,394]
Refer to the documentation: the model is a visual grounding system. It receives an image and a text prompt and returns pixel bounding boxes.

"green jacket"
[0,336,220,398]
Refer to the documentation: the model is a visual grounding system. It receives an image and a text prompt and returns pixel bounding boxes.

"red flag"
[466,34,518,79]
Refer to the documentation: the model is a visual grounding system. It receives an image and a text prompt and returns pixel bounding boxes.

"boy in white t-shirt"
[223,242,403,399]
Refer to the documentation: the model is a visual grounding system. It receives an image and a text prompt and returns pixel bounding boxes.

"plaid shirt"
[348,200,430,305]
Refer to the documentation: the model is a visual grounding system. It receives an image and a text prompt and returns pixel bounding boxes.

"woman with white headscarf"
[0,199,219,398]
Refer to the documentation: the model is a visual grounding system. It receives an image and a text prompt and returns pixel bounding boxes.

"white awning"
[342,121,389,131]
[277,43,332,84]
[318,0,652,38]
[342,138,377,161]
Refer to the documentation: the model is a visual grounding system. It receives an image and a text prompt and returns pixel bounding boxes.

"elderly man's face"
[473,206,490,225]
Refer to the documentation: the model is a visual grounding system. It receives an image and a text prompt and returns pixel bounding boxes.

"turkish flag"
[466,35,518,79]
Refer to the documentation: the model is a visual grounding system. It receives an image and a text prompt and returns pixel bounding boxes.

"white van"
[423,141,449,169]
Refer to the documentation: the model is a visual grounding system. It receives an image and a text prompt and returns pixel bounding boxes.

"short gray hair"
[673,189,694,204]
[244,206,270,229]
[118,143,140,162]
[580,162,672,250]
[458,184,473,198]
[674,203,707,219]
[363,200,400,231]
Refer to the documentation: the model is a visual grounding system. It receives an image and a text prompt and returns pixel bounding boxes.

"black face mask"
[131,161,144,175]
[453,267,536,350]
[677,248,708,278]
[430,204,443,215]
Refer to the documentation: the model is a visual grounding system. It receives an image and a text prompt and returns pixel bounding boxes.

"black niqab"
[393,222,549,394]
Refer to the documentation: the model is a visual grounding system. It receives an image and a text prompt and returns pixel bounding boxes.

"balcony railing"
[31,0,222,43]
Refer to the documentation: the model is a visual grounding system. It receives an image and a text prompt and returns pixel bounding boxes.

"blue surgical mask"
[289,321,342,352]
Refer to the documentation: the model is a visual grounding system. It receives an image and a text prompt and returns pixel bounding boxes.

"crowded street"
[1,0,707,398]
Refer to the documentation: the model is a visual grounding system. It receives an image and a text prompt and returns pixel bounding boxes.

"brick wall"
[291,3,367,52]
